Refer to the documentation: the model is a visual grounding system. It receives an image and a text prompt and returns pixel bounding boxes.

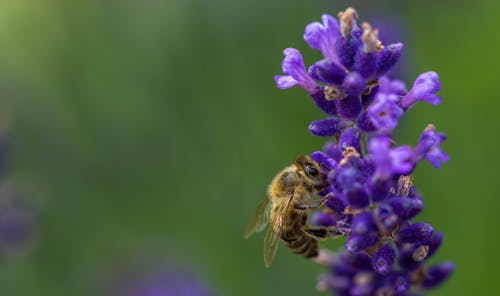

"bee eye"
[304,165,318,177]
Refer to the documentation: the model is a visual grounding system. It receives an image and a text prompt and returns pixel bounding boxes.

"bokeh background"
[0,0,497,295]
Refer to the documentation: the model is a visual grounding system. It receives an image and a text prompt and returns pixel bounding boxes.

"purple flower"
[388,272,410,294]
[351,212,376,235]
[0,134,37,257]
[334,162,364,191]
[325,194,346,214]
[308,117,348,137]
[387,196,423,221]
[376,43,404,76]
[310,151,337,171]
[421,262,455,289]
[342,72,365,96]
[378,76,407,95]
[309,59,346,85]
[398,222,434,244]
[309,89,337,115]
[0,133,8,178]
[346,212,378,252]
[311,211,337,227]
[368,136,413,179]
[353,23,379,78]
[268,7,453,296]
[367,93,403,132]
[401,71,442,109]
[338,127,361,154]
[413,124,449,168]
[323,141,344,162]
[345,185,370,209]
[110,266,212,296]
[336,8,362,69]
[274,48,318,93]
[372,244,395,275]
[346,234,377,253]
[0,202,34,253]
[374,203,398,232]
[356,112,376,132]
[426,232,444,258]
[369,178,391,202]
[335,95,363,120]
[303,14,340,62]
[398,244,425,271]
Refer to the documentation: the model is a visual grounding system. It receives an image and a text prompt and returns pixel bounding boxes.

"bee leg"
[294,202,321,210]
[303,228,328,240]
[325,226,343,238]
[294,195,331,210]
[303,226,343,240]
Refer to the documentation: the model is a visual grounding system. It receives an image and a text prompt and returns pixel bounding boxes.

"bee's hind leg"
[294,194,332,210]
[303,226,343,240]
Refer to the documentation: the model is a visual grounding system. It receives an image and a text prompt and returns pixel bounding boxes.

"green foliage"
[0,0,496,295]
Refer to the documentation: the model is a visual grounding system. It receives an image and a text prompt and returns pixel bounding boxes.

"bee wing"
[244,196,272,239]
[263,195,293,267]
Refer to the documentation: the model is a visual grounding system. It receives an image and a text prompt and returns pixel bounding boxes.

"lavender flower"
[369,136,413,180]
[274,48,318,93]
[125,269,211,296]
[0,132,8,178]
[413,124,450,168]
[106,264,213,296]
[367,93,403,133]
[372,243,395,275]
[309,117,348,137]
[0,201,34,254]
[304,14,340,63]
[401,72,442,109]
[273,7,453,295]
[0,131,36,257]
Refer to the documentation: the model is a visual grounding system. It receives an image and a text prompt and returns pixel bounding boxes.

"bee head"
[294,155,327,189]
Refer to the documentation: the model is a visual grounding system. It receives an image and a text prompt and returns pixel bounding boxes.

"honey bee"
[245,155,338,267]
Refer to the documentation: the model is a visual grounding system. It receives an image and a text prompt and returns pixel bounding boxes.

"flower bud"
[342,72,365,96]
[421,262,455,289]
[335,95,362,120]
[372,244,395,275]
[376,43,403,75]
[311,211,337,227]
[310,59,346,85]
[338,127,361,154]
[398,222,434,244]
[310,90,337,115]
[387,197,423,221]
[309,117,347,137]
[346,185,370,209]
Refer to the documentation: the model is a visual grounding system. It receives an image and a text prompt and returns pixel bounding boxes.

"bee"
[245,155,338,267]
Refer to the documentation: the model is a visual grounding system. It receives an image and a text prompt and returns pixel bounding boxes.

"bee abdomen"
[284,234,318,258]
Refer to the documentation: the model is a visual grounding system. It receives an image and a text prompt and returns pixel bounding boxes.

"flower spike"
[266,7,453,295]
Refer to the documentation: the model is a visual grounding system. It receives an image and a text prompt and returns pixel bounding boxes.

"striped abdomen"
[280,211,318,258]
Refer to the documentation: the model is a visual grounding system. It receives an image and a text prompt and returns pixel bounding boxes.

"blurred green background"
[0,0,497,295]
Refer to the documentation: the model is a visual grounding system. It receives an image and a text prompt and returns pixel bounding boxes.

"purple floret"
[368,92,403,132]
[376,43,404,75]
[310,59,346,85]
[304,14,340,63]
[274,48,318,93]
[372,244,395,275]
[369,136,413,179]
[398,222,434,244]
[401,71,442,109]
[309,117,348,137]
[413,124,450,168]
